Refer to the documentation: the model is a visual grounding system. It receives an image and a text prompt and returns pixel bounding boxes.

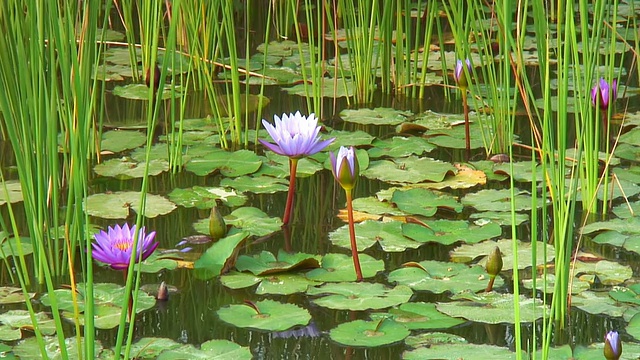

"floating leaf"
[225,207,283,237]
[167,186,247,209]
[101,130,147,152]
[235,250,320,276]
[156,339,252,360]
[127,337,182,359]
[368,136,435,158]
[112,83,182,100]
[284,78,355,98]
[0,287,34,305]
[522,273,590,295]
[391,188,462,216]
[610,284,640,306]
[425,121,486,149]
[93,158,168,179]
[220,271,319,295]
[462,189,543,212]
[451,239,555,270]
[436,292,547,324]
[582,217,640,255]
[339,107,412,126]
[186,149,262,177]
[329,319,410,347]
[193,231,248,279]
[362,156,456,184]
[308,283,413,311]
[12,336,107,359]
[403,343,515,360]
[571,290,626,317]
[574,260,632,285]
[404,332,467,349]
[0,180,23,205]
[0,236,33,259]
[402,219,501,245]
[388,261,503,294]
[0,310,56,338]
[220,175,289,194]
[84,191,176,219]
[370,302,465,330]
[329,220,422,252]
[351,196,407,217]
[305,253,385,282]
[217,299,311,331]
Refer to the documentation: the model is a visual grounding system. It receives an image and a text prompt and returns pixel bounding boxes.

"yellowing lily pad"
[329,319,410,347]
[217,299,311,331]
[84,191,177,219]
[308,283,413,310]
[388,261,503,294]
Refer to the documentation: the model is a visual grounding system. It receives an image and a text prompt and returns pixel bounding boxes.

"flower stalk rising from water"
[260,112,334,226]
[604,330,622,360]
[591,78,618,142]
[454,59,473,157]
[330,146,363,281]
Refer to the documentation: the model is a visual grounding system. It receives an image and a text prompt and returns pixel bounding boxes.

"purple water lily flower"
[604,330,622,360]
[330,146,359,191]
[591,78,617,110]
[259,112,334,158]
[92,224,158,270]
[454,58,472,88]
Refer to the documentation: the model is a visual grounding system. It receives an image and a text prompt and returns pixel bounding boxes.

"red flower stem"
[346,189,363,282]
[485,276,496,292]
[283,158,299,226]
[463,90,470,159]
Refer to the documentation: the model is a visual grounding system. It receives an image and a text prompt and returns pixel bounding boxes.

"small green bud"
[486,246,503,278]
[330,146,359,191]
[209,205,227,241]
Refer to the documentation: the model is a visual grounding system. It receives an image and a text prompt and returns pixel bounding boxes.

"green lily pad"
[436,292,547,324]
[126,337,183,359]
[462,189,543,212]
[329,220,422,252]
[305,253,385,282]
[262,152,326,178]
[574,260,632,285]
[451,238,555,270]
[156,339,252,360]
[39,283,155,329]
[571,290,626,317]
[112,83,182,100]
[93,158,168,179]
[186,149,262,177]
[0,324,21,341]
[217,299,311,331]
[329,319,410,347]
[469,211,529,226]
[220,175,289,194]
[610,284,640,306]
[388,261,503,294]
[339,107,412,126]
[308,283,413,311]
[326,130,376,148]
[225,207,283,237]
[398,110,466,132]
[370,302,465,330]
[235,250,320,276]
[402,219,501,245]
[403,343,515,360]
[0,180,23,205]
[167,186,247,209]
[582,217,640,255]
[391,188,462,216]
[284,78,355,98]
[84,191,176,219]
[362,156,456,184]
[101,130,147,153]
[0,236,33,259]
[522,273,591,295]
[136,252,179,273]
[425,121,486,149]
[220,271,319,295]
[572,339,640,360]
[0,287,34,304]
[351,196,408,217]
[193,231,249,279]
[368,136,435,158]
[12,336,107,360]
[404,332,467,349]
[0,310,56,338]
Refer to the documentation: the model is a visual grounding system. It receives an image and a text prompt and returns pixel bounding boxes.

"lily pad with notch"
[186,149,262,177]
[451,239,555,270]
[305,253,385,282]
[84,191,177,219]
[0,287,34,305]
[193,231,249,279]
[0,180,23,205]
[370,302,465,330]
[167,186,247,209]
[224,207,283,237]
[100,130,147,153]
[12,336,109,359]
[403,343,515,360]
[307,282,413,311]
[368,136,436,158]
[220,271,320,295]
[220,175,289,194]
[436,291,547,324]
[462,189,544,212]
[582,217,640,255]
[571,290,627,317]
[235,250,320,276]
[390,188,462,216]
[329,220,422,252]
[339,107,412,126]
[93,158,168,179]
[362,156,456,184]
[112,83,182,100]
[156,339,252,360]
[0,310,57,340]
[574,260,632,285]
[329,319,410,347]
[217,299,311,332]
[388,261,503,294]
[0,236,33,259]
[402,219,501,245]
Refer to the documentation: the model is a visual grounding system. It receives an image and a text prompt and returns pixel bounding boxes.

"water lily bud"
[486,246,503,278]
[454,58,472,89]
[156,281,169,301]
[604,331,622,360]
[145,63,161,92]
[330,146,359,191]
[591,78,617,111]
[209,205,227,241]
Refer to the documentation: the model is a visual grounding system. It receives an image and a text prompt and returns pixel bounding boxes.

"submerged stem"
[345,189,363,282]
[283,158,299,226]
[462,89,470,159]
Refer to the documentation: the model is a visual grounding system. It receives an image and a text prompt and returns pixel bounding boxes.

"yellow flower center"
[114,239,133,251]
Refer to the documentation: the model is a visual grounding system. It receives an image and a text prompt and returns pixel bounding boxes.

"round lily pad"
[367,136,435,158]
[329,220,422,252]
[329,319,410,347]
[391,188,463,216]
[220,271,319,295]
[362,156,456,184]
[186,149,262,177]
[0,287,34,305]
[126,337,182,359]
[156,339,252,360]
[403,343,515,359]
[84,191,176,219]
[571,290,627,317]
[101,130,147,153]
[451,238,555,270]
[0,310,56,340]
[436,292,547,324]
[305,253,385,282]
[112,83,182,100]
[223,207,283,237]
[0,180,23,205]
[370,302,465,330]
[167,186,247,209]
[193,232,249,279]
[307,283,413,311]
[388,261,503,294]
[402,219,501,245]
[235,250,321,276]
[12,336,107,359]
[93,158,168,179]
[0,236,34,259]
[574,260,632,285]
[339,107,412,126]
[462,189,543,212]
[217,299,311,331]
[220,175,289,194]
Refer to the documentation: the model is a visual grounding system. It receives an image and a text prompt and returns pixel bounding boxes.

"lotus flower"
[591,78,617,111]
[604,331,622,360]
[259,112,334,159]
[92,224,158,270]
[330,146,359,191]
[260,112,334,226]
[454,59,472,89]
